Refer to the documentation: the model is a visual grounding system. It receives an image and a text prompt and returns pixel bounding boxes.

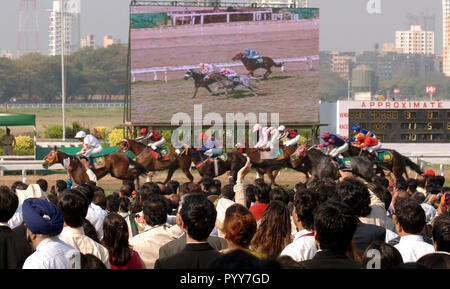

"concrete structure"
[405,12,436,32]
[331,54,356,80]
[103,35,120,48]
[17,0,40,57]
[395,25,435,55]
[382,43,402,54]
[48,0,81,56]
[81,35,95,49]
[444,0,450,76]
[0,50,14,59]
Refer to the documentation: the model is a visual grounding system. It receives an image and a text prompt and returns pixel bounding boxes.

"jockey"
[219,68,239,83]
[318,131,348,168]
[243,48,263,63]
[199,63,216,80]
[74,131,103,166]
[136,128,166,159]
[253,123,280,151]
[349,125,376,143]
[198,132,223,158]
[353,133,381,156]
[278,125,300,147]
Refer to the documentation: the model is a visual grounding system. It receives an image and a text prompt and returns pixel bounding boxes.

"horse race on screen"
[129,5,320,125]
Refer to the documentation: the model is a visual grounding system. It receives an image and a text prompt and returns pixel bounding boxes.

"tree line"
[0,45,128,104]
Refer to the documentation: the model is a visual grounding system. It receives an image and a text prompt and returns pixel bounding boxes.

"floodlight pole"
[61,0,66,141]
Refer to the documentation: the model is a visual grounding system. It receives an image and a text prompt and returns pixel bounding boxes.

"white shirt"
[280,229,317,262]
[420,203,437,224]
[22,236,80,269]
[394,235,435,263]
[86,203,108,239]
[7,205,23,229]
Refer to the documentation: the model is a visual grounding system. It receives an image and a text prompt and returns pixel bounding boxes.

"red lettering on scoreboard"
[357,101,446,109]
[339,124,348,129]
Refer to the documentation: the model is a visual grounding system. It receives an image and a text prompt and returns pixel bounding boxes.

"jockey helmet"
[278,125,286,132]
[245,48,251,52]
[140,128,147,135]
[356,133,365,141]
[352,125,361,132]
[321,131,331,139]
[75,131,86,139]
[253,123,262,133]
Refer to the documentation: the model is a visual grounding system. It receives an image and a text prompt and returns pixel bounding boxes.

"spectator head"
[372,176,389,190]
[0,186,18,222]
[142,194,169,227]
[269,188,289,205]
[312,178,338,203]
[293,188,320,231]
[118,197,130,214]
[57,190,89,228]
[223,204,257,249]
[361,241,403,269]
[394,179,408,193]
[220,184,234,200]
[155,182,166,194]
[119,184,133,198]
[77,184,94,204]
[199,176,214,192]
[244,184,257,208]
[294,182,306,193]
[179,194,217,242]
[105,194,120,213]
[55,180,67,195]
[369,184,392,211]
[254,178,265,187]
[166,180,180,195]
[139,182,161,203]
[410,192,426,204]
[406,179,418,195]
[215,198,236,237]
[93,190,106,210]
[101,212,134,267]
[129,197,142,214]
[11,181,27,193]
[314,201,357,254]
[432,213,450,252]
[254,183,270,204]
[338,177,371,217]
[80,254,107,269]
[394,198,426,236]
[36,179,48,193]
[82,219,100,243]
[417,253,450,269]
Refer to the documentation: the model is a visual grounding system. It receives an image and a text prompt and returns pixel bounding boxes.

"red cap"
[421,169,435,176]
[140,128,147,135]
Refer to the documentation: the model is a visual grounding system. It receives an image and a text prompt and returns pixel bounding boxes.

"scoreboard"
[348,109,450,143]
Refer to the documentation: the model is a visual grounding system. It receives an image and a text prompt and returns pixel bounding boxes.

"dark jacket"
[353,221,386,252]
[0,225,33,269]
[299,249,361,269]
[159,233,228,259]
[154,242,221,269]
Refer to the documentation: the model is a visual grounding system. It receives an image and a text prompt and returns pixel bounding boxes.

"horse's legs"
[163,167,176,185]
[193,87,198,98]
[182,166,194,183]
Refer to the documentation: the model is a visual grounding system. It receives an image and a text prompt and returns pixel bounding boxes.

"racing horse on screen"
[232,52,283,79]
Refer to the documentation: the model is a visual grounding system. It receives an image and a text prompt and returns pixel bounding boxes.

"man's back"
[0,225,32,269]
[154,243,221,269]
[159,233,227,259]
[299,249,361,269]
[353,221,386,252]
[394,235,435,263]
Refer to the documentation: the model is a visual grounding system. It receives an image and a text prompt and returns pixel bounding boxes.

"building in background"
[0,50,14,59]
[382,43,403,54]
[48,0,81,56]
[103,35,120,48]
[331,53,356,80]
[17,0,40,58]
[395,25,434,55]
[81,35,95,49]
[444,0,450,76]
[405,11,436,32]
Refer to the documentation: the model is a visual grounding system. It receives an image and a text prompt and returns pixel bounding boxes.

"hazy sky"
[0,0,444,56]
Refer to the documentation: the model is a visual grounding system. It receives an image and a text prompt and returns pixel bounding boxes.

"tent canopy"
[0,113,36,127]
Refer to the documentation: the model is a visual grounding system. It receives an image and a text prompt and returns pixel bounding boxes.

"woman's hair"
[223,204,257,249]
[361,241,403,269]
[82,219,100,243]
[251,201,291,258]
[101,213,134,266]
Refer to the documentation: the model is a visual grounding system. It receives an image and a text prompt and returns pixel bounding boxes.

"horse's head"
[118,138,131,152]
[290,144,307,162]
[232,52,244,61]
[43,146,59,169]
[184,69,194,80]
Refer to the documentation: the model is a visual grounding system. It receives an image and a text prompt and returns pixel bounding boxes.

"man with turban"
[22,198,80,269]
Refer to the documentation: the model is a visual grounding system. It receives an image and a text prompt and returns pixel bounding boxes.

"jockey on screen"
[253,124,280,151]
[243,48,263,63]
[199,63,216,80]
[318,131,348,169]
[353,133,382,157]
[219,68,239,83]
[74,131,103,167]
[136,128,166,159]
[198,132,222,158]
[349,125,376,143]
[278,125,300,147]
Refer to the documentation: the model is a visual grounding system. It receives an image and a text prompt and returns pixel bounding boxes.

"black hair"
[361,241,403,269]
[118,197,130,213]
[244,184,257,208]
[254,178,266,187]
[80,254,106,269]
[36,179,48,192]
[139,182,161,203]
[209,249,279,270]
[432,213,450,253]
[372,185,392,211]
[417,253,450,269]
[410,192,426,204]
[56,180,67,193]
[338,177,371,217]
[57,190,89,228]
[314,201,357,254]
[82,219,100,243]
[199,176,215,191]
[311,178,338,203]
[221,184,235,200]
[294,182,306,192]
[122,180,135,192]
[269,188,289,205]
[166,180,180,195]
[77,184,94,203]
[372,176,389,190]
[406,178,418,193]
[11,181,27,193]
[394,198,426,234]
[276,255,307,269]
[0,186,18,222]
[106,194,120,213]
[255,183,270,203]
[129,197,142,214]
[142,194,168,226]
[180,194,216,241]
[394,179,408,191]
[294,189,320,231]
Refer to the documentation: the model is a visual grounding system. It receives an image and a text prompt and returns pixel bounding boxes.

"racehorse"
[232,52,283,79]
[189,149,247,183]
[213,73,259,97]
[117,138,194,184]
[345,143,423,181]
[290,144,376,186]
[42,147,148,187]
[184,69,219,98]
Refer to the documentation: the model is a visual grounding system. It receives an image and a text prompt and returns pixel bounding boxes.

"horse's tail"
[401,154,423,175]
[273,61,283,67]
[128,157,148,176]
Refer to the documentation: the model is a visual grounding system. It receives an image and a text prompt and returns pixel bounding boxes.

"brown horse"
[42,147,148,187]
[117,139,194,184]
[184,69,219,98]
[189,149,247,183]
[232,52,283,79]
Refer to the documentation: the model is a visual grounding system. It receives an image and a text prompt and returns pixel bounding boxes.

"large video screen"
[129,5,320,125]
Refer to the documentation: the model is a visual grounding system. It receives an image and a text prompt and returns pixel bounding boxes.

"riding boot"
[332,156,344,170]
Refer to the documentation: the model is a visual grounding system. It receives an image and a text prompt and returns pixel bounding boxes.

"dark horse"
[42,147,148,187]
[345,143,423,181]
[189,149,247,183]
[184,69,219,98]
[117,139,194,184]
[232,52,283,79]
[290,145,376,186]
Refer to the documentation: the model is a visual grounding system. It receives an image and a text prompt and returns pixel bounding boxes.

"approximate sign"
[426,86,436,94]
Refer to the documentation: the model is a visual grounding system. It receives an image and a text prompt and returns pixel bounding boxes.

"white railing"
[0,102,124,109]
[131,55,319,82]
[0,160,65,184]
